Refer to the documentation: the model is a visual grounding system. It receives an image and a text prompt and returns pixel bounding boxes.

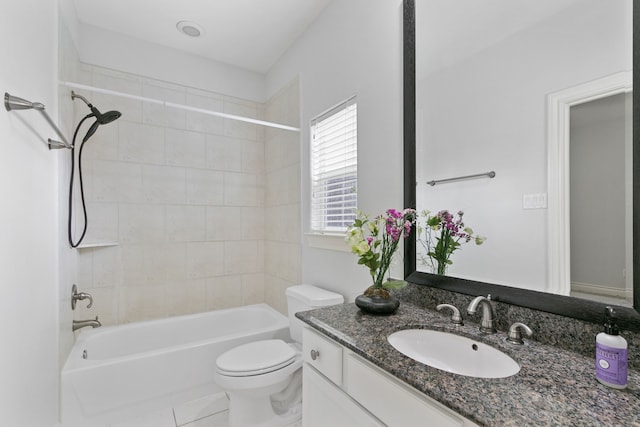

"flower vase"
[354,286,400,315]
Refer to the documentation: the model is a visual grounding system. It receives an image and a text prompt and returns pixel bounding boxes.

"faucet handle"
[71,284,94,310]
[436,304,464,325]
[507,322,533,345]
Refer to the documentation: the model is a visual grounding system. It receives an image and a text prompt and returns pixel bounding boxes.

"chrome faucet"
[72,316,101,331]
[467,295,497,334]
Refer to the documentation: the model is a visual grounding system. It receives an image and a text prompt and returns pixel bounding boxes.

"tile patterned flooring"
[109,392,301,427]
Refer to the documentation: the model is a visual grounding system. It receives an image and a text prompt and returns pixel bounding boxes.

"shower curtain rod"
[60,81,300,132]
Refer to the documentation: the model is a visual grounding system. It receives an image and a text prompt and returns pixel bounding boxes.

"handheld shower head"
[95,109,121,125]
[71,91,121,126]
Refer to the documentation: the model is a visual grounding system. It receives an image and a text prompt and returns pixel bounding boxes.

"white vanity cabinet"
[302,326,480,427]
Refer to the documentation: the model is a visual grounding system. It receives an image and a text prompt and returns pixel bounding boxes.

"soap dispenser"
[595,306,628,389]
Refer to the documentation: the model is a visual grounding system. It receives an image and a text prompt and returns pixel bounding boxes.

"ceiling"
[71,0,332,74]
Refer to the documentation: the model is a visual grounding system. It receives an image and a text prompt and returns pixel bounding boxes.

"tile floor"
[111,393,229,427]
[109,392,302,427]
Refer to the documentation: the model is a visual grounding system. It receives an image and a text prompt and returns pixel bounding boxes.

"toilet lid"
[216,339,297,377]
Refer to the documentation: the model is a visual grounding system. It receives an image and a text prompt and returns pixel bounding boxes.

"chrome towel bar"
[427,171,496,186]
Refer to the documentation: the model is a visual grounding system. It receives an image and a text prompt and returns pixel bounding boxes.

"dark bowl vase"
[355,293,400,315]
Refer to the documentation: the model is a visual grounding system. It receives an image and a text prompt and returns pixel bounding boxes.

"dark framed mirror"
[403,0,640,330]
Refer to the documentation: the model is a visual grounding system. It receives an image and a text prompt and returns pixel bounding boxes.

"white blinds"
[310,96,357,233]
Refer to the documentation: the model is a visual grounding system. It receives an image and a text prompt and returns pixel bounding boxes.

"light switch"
[523,193,547,209]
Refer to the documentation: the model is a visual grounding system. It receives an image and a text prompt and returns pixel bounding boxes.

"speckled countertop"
[297,302,640,426]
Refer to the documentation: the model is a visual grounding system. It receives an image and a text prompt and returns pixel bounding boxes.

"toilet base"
[225,368,302,427]
[227,393,301,427]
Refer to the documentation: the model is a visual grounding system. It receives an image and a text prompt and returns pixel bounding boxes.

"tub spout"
[73,316,101,331]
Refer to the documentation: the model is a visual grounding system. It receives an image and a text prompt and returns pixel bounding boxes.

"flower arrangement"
[418,210,485,276]
[346,208,417,298]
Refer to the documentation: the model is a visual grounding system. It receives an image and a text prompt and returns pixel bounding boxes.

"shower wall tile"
[144,243,186,285]
[205,134,243,172]
[223,172,263,206]
[121,244,148,286]
[186,91,225,135]
[264,274,294,315]
[206,276,243,310]
[242,140,265,174]
[118,204,165,243]
[265,241,301,284]
[91,160,143,203]
[166,205,206,242]
[265,129,300,173]
[165,279,207,317]
[77,250,94,290]
[187,242,225,279]
[263,77,301,315]
[165,128,206,169]
[91,246,121,288]
[186,169,224,205]
[205,207,239,241]
[119,285,167,323]
[265,164,300,206]
[83,121,119,161]
[224,241,264,275]
[265,204,300,243]
[142,165,186,204]
[222,99,264,141]
[84,202,119,245]
[241,207,265,240]
[142,84,187,129]
[242,273,266,305]
[75,66,298,323]
[118,121,165,165]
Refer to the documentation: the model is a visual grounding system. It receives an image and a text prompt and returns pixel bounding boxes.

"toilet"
[215,284,344,427]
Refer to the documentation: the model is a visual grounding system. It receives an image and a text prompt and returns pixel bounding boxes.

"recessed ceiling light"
[176,21,203,38]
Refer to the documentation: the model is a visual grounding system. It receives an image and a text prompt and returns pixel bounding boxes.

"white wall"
[0,2,60,426]
[266,0,406,301]
[76,23,266,103]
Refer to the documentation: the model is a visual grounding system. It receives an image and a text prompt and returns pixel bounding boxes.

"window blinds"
[310,96,357,233]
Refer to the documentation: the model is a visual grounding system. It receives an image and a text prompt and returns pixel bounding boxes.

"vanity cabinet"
[302,326,479,427]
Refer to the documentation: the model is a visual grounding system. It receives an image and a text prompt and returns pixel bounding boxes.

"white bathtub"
[61,304,290,427]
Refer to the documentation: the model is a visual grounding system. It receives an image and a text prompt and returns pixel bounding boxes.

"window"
[310,96,357,233]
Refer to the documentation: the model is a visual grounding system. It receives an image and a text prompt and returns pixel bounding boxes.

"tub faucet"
[73,316,101,331]
[467,295,496,334]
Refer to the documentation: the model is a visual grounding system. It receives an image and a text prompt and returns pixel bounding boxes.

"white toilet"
[215,285,344,427]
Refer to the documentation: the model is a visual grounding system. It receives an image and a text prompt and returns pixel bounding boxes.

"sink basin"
[387,329,520,378]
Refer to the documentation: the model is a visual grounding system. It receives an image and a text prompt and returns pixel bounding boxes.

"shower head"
[93,108,121,125]
[71,91,121,126]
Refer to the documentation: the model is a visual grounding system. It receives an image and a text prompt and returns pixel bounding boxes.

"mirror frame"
[402,0,640,331]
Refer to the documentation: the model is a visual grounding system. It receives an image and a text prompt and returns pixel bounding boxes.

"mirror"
[402,0,640,329]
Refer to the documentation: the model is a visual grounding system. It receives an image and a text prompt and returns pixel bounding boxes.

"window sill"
[305,233,350,252]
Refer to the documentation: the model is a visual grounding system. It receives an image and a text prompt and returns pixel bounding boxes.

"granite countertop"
[297,302,640,426]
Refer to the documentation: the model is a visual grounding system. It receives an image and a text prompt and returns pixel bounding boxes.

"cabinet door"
[303,364,384,427]
[343,351,477,427]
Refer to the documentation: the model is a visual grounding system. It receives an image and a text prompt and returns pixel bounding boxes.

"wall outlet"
[523,193,547,209]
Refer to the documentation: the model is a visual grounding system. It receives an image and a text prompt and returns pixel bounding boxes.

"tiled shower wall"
[264,79,302,314]
[72,66,300,325]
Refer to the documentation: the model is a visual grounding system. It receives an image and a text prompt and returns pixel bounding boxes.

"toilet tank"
[286,285,344,344]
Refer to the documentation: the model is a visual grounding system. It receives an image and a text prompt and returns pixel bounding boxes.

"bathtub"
[61,304,290,427]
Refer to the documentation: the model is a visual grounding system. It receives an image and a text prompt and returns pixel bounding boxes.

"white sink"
[387,329,520,378]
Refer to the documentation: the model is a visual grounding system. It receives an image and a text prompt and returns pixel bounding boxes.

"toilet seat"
[216,339,297,377]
